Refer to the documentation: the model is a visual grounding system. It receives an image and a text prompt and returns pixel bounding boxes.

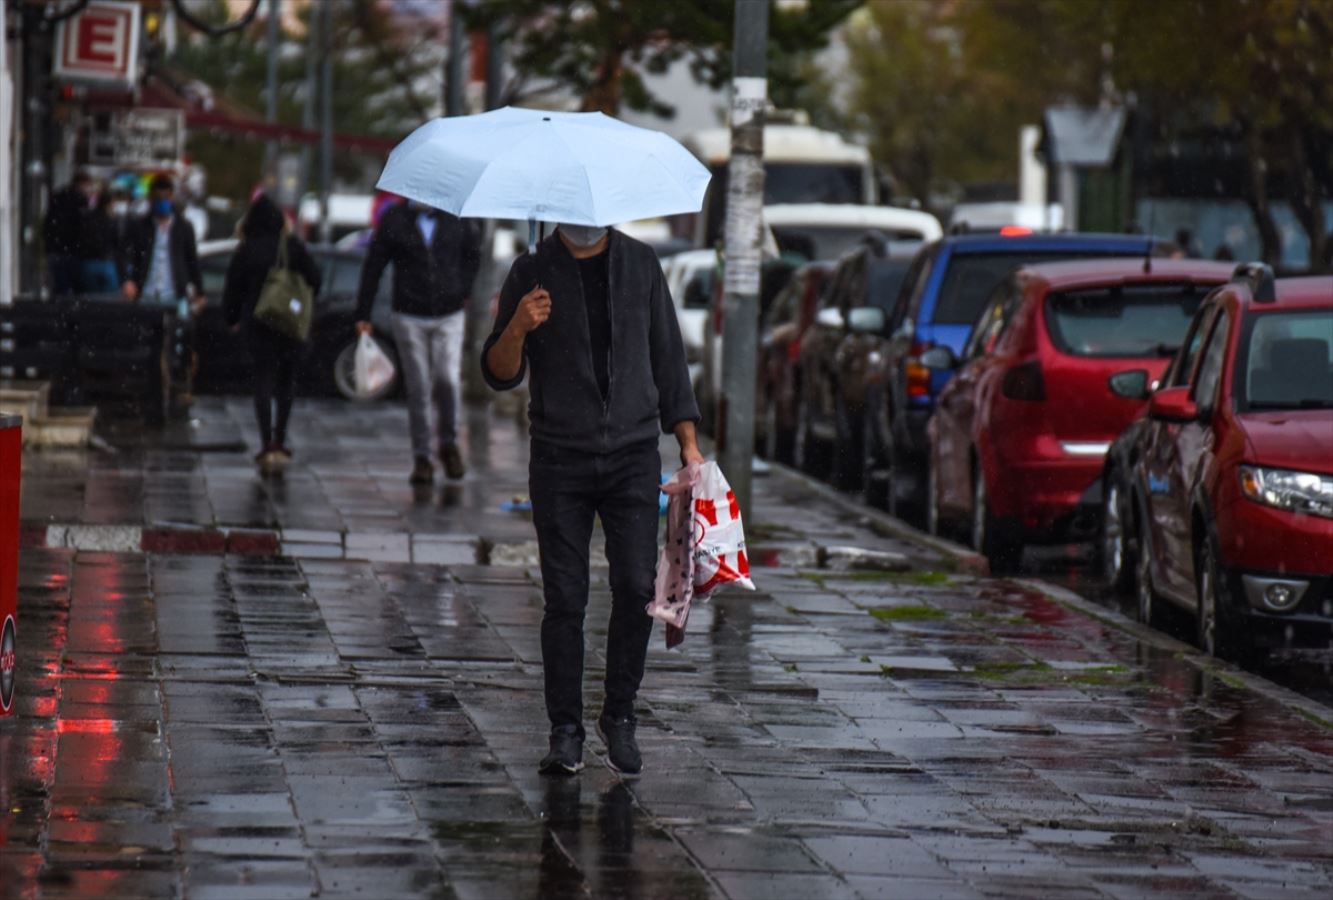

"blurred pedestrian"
[222,195,321,467]
[1213,243,1235,261]
[482,224,702,776]
[122,174,203,311]
[78,187,126,294]
[1174,228,1202,259]
[354,200,481,485]
[44,172,95,297]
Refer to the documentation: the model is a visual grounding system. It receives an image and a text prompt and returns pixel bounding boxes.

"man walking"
[482,224,702,776]
[356,200,481,484]
[122,175,203,311]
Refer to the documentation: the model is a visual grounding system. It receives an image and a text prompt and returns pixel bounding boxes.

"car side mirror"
[815,307,844,330]
[1108,368,1150,401]
[1148,386,1198,423]
[846,306,886,335]
[919,345,957,370]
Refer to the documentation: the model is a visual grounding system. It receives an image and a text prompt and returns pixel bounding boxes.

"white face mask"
[559,223,607,248]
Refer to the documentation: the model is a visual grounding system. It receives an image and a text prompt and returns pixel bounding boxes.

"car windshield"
[772,226,922,262]
[1045,283,1204,357]
[1239,309,1333,410]
[866,259,912,312]
[933,251,1139,325]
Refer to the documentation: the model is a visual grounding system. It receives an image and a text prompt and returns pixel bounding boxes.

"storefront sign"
[87,109,184,168]
[53,1,142,87]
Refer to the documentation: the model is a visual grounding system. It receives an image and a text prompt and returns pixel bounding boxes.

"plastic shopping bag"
[648,461,755,647]
[354,333,395,398]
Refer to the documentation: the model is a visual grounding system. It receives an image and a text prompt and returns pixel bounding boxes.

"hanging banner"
[53,1,142,88]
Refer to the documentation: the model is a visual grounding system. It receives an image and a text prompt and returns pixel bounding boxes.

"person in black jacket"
[222,195,322,467]
[121,174,204,310]
[44,172,95,296]
[354,200,481,484]
[483,225,702,777]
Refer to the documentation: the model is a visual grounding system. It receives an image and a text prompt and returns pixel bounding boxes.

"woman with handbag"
[223,194,322,467]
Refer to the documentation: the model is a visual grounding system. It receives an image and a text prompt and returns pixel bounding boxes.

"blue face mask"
[152,198,173,218]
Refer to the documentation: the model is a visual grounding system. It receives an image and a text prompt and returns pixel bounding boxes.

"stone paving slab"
[3,399,1333,898]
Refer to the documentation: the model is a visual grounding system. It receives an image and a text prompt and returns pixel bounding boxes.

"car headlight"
[1238,465,1333,519]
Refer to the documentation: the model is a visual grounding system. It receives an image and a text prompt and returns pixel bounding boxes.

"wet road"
[1,398,1331,898]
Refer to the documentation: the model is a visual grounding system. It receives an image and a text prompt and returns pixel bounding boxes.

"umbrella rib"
[546,122,599,226]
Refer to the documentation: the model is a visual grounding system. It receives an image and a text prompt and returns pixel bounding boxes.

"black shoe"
[597,713,642,776]
[440,444,466,480]
[538,728,584,776]
[409,456,434,485]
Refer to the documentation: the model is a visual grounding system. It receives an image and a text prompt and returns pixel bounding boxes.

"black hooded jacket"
[222,197,322,333]
[482,230,699,454]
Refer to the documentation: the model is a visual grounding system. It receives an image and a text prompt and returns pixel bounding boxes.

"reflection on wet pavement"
[1,399,1331,898]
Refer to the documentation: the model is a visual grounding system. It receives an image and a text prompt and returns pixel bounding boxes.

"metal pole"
[297,0,318,219]
[0,1,13,306]
[318,0,333,244]
[484,21,504,111]
[263,0,279,178]
[445,1,464,117]
[18,6,51,298]
[719,0,768,524]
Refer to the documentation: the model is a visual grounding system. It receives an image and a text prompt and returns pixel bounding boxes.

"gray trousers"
[390,311,465,458]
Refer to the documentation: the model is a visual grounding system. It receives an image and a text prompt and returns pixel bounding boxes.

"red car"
[1131,267,1333,655]
[926,258,1235,571]
[756,261,835,463]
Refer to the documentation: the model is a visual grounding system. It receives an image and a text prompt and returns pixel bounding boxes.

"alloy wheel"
[926,457,941,536]
[1136,519,1155,625]
[970,471,987,553]
[1102,481,1125,589]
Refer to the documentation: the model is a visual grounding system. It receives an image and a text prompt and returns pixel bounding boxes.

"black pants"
[249,324,301,447]
[529,438,660,738]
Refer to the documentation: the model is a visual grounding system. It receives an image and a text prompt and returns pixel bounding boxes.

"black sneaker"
[409,456,434,485]
[440,444,466,480]
[597,713,642,776]
[538,727,584,776]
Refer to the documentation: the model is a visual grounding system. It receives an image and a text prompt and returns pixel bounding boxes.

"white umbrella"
[375,106,711,249]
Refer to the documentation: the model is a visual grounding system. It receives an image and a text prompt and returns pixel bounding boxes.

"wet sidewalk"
[2,398,1332,899]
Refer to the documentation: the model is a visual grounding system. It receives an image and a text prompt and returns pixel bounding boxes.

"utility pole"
[318,0,333,244]
[298,0,319,214]
[719,0,768,524]
[263,0,279,180]
[17,4,52,297]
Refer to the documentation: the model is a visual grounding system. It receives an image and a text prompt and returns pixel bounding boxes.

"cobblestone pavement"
[2,399,1331,899]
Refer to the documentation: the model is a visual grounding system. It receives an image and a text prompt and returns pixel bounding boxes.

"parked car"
[663,248,718,365]
[794,239,920,492]
[1119,266,1332,656]
[851,231,1172,517]
[924,258,1233,571]
[196,240,400,400]
[698,204,943,435]
[756,261,836,463]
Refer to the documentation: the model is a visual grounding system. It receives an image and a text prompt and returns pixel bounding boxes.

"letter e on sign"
[54,1,141,87]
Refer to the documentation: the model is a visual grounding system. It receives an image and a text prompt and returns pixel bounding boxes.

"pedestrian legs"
[390,313,435,460]
[529,441,599,738]
[429,311,466,448]
[597,442,660,720]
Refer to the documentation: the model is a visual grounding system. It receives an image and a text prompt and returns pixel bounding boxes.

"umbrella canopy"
[375,106,712,229]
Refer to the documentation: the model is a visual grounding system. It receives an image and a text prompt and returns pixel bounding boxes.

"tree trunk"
[1285,124,1329,273]
[1242,126,1283,267]
[581,51,623,115]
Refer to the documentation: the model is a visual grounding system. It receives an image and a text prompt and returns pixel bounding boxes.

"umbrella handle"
[527,218,537,255]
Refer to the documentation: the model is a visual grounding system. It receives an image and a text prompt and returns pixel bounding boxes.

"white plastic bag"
[354,333,395,398]
[648,460,754,647]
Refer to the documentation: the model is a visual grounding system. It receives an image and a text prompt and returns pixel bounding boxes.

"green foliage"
[169,0,445,204]
[868,605,947,622]
[461,0,859,116]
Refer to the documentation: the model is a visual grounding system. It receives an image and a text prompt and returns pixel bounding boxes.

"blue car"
[849,231,1170,515]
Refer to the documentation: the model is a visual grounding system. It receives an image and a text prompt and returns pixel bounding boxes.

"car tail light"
[787,338,801,364]
[906,361,931,399]
[1001,361,1045,401]
[1000,225,1034,237]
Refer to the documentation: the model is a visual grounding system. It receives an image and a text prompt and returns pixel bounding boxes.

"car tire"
[972,462,1021,575]
[794,388,829,478]
[925,453,942,537]
[333,335,398,402]
[1134,497,1159,627]
[862,406,888,509]
[1196,533,1246,660]
[1099,473,1135,595]
[831,396,863,492]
